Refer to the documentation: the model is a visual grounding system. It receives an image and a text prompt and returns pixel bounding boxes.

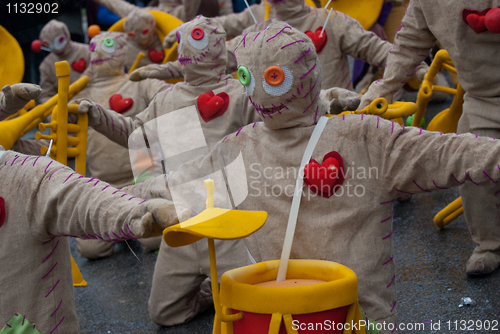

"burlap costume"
[93,0,231,22]
[90,24,500,332]
[0,149,185,334]
[38,20,90,103]
[71,32,170,258]
[0,84,41,121]
[360,0,500,276]
[77,17,261,325]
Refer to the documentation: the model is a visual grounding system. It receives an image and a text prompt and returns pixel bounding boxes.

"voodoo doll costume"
[0,148,186,334]
[70,32,170,258]
[38,20,90,103]
[0,84,41,121]
[93,23,500,332]
[360,0,500,277]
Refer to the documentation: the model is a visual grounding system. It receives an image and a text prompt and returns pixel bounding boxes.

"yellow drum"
[215,259,365,334]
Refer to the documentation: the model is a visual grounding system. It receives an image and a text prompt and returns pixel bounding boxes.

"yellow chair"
[164,180,365,334]
[411,50,466,229]
[0,25,24,88]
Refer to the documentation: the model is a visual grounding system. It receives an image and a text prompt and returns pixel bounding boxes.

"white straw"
[45,139,53,157]
[243,0,258,24]
[320,1,333,38]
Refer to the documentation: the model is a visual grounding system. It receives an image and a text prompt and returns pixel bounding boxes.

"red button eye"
[191,27,204,40]
[142,28,149,35]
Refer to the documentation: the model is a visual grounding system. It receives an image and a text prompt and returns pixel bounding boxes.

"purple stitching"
[465,172,478,186]
[377,116,380,128]
[210,27,218,34]
[42,237,55,245]
[391,121,394,135]
[266,25,292,42]
[62,173,77,184]
[44,161,53,172]
[49,316,65,333]
[390,301,397,312]
[395,188,414,195]
[45,279,60,297]
[10,156,19,166]
[49,167,66,180]
[383,256,394,265]
[42,240,59,263]
[42,262,58,279]
[253,31,261,41]
[382,231,393,240]
[22,315,25,325]
[213,38,222,46]
[212,50,223,61]
[302,91,319,114]
[380,212,393,223]
[380,199,395,205]
[281,40,304,49]
[483,171,498,184]
[253,121,258,128]
[128,196,137,201]
[413,180,430,192]
[432,180,447,190]
[236,127,244,136]
[386,275,395,288]
[300,63,316,80]
[126,224,136,236]
[294,48,311,63]
[280,103,289,110]
[302,80,318,99]
[102,185,110,191]
[50,300,62,317]
[210,64,221,70]
[138,199,147,204]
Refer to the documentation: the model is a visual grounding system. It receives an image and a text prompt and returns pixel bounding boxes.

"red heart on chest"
[305,27,327,54]
[463,8,491,34]
[109,94,134,114]
[148,48,165,63]
[71,58,87,73]
[197,90,230,122]
[303,151,344,198]
[485,8,500,33]
[0,197,5,228]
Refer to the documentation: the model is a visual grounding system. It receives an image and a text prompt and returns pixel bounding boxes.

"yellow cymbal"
[163,208,267,247]
[319,0,383,30]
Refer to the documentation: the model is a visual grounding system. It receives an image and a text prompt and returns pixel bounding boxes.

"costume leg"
[76,238,115,259]
[458,95,500,275]
[149,238,210,326]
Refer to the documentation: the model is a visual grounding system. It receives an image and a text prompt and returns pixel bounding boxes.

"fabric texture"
[126,24,500,333]
[38,20,90,103]
[358,0,500,275]
[0,84,41,120]
[0,151,184,334]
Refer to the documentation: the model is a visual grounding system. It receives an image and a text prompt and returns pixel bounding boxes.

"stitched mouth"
[178,54,192,65]
[248,96,285,117]
[91,52,126,65]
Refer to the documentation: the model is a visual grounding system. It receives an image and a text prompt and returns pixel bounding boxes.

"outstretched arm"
[130,60,184,81]
[0,152,188,242]
[359,0,435,108]
[0,84,41,120]
[214,5,263,39]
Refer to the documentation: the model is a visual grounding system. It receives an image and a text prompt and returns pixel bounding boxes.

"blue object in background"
[97,5,121,26]
[232,0,260,13]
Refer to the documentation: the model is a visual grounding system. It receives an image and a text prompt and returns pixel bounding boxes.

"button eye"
[238,66,251,86]
[264,66,285,86]
[103,37,114,47]
[191,27,204,40]
[101,37,116,53]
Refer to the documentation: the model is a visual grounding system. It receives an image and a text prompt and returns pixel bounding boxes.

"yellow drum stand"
[332,98,416,124]
[163,180,365,334]
[0,25,24,88]
[411,50,466,229]
[35,61,89,287]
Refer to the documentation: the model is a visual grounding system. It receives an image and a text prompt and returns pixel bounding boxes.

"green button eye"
[238,66,251,86]
[103,37,114,47]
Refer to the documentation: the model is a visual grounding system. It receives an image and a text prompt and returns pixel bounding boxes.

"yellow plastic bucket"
[215,259,365,334]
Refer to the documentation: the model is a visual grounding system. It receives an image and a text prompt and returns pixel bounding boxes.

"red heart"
[463,8,491,34]
[71,58,87,73]
[109,94,134,114]
[148,48,165,63]
[305,27,327,54]
[197,91,230,122]
[485,8,500,33]
[0,197,5,228]
[303,151,344,198]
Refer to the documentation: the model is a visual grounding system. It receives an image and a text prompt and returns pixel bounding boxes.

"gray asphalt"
[72,95,500,333]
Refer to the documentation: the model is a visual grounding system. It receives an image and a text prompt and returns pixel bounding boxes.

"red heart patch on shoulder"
[71,58,87,73]
[109,94,134,114]
[148,48,165,63]
[197,90,230,122]
[305,27,327,54]
[0,197,5,228]
[463,8,491,33]
[303,151,344,198]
